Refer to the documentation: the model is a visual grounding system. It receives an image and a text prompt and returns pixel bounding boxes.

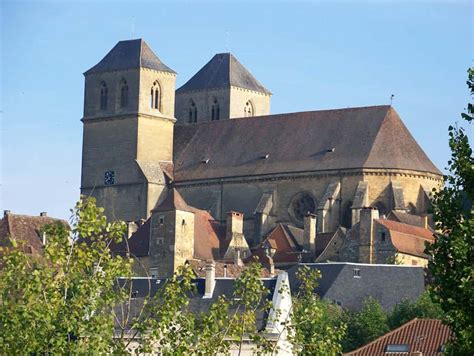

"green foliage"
[387,291,444,329]
[426,67,474,355]
[0,197,131,354]
[289,265,347,355]
[342,297,389,352]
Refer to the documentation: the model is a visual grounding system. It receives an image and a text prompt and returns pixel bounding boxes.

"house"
[287,262,426,310]
[114,263,293,355]
[344,318,452,356]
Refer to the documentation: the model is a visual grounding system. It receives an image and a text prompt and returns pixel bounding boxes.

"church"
[80,39,442,276]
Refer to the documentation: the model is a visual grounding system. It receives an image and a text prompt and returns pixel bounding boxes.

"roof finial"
[390,94,395,106]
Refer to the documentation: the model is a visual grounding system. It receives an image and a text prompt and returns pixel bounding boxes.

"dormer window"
[150,81,160,110]
[188,100,197,123]
[100,81,108,110]
[211,98,220,121]
[120,79,128,108]
[244,100,254,117]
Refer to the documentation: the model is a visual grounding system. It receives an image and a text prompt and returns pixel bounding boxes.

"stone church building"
[81,39,442,276]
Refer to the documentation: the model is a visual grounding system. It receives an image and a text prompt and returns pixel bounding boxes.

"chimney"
[421,214,429,229]
[359,207,379,264]
[223,264,227,278]
[234,249,244,267]
[127,221,138,238]
[303,214,317,255]
[226,211,244,240]
[267,256,275,276]
[3,210,10,218]
[40,212,47,217]
[204,260,216,298]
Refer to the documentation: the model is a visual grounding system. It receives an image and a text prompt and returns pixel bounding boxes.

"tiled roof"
[0,213,68,255]
[152,188,194,213]
[387,211,433,230]
[188,259,275,278]
[345,319,452,356]
[85,39,175,75]
[173,106,441,182]
[176,53,271,94]
[253,224,301,264]
[376,219,435,241]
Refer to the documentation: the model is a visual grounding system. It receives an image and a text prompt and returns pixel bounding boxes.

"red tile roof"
[345,319,452,356]
[0,213,68,255]
[376,219,435,241]
[376,219,434,258]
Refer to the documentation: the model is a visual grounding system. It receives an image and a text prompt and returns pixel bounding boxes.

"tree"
[387,291,444,329]
[288,265,346,355]
[0,197,277,355]
[0,197,131,353]
[426,68,474,355]
[342,297,389,352]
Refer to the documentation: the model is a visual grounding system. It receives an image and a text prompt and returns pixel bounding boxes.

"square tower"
[81,39,176,222]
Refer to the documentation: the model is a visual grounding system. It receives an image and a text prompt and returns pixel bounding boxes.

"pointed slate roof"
[176,53,271,94]
[152,188,193,213]
[85,39,175,75]
[173,106,441,182]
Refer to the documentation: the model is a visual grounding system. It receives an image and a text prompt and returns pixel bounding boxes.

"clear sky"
[1,0,472,220]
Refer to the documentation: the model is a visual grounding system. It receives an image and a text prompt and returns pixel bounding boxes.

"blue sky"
[1,0,472,220]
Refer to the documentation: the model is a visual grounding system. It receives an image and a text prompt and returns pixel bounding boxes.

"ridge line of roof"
[361,106,392,168]
[175,105,392,128]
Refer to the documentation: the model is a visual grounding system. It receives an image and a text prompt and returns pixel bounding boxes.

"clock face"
[104,170,115,185]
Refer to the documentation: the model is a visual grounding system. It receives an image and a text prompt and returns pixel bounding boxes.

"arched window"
[150,81,160,110]
[120,79,128,108]
[244,100,254,117]
[188,101,197,123]
[211,98,220,121]
[100,81,108,111]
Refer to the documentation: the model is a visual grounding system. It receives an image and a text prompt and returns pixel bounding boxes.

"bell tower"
[81,39,176,222]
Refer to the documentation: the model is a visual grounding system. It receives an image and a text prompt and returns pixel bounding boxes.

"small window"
[211,98,220,120]
[150,267,159,278]
[334,300,342,306]
[188,101,197,123]
[100,81,108,110]
[120,79,128,108]
[159,215,165,225]
[150,81,160,110]
[244,100,254,117]
[157,238,164,245]
[381,231,386,242]
[353,268,361,278]
[385,344,409,353]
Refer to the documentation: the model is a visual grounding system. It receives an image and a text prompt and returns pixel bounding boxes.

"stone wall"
[175,88,230,123]
[229,87,271,118]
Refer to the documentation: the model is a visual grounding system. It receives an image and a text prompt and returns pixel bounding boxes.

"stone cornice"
[173,168,442,188]
[81,112,177,123]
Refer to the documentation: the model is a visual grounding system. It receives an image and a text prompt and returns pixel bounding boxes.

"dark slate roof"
[152,188,194,213]
[117,277,277,330]
[287,263,425,311]
[173,106,441,182]
[345,319,452,356]
[176,53,271,94]
[85,39,175,75]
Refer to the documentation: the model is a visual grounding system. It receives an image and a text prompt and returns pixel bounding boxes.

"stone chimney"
[303,214,317,255]
[3,210,10,218]
[358,207,379,264]
[234,249,244,267]
[421,214,429,229]
[40,212,47,217]
[226,211,244,240]
[204,260,216,298]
